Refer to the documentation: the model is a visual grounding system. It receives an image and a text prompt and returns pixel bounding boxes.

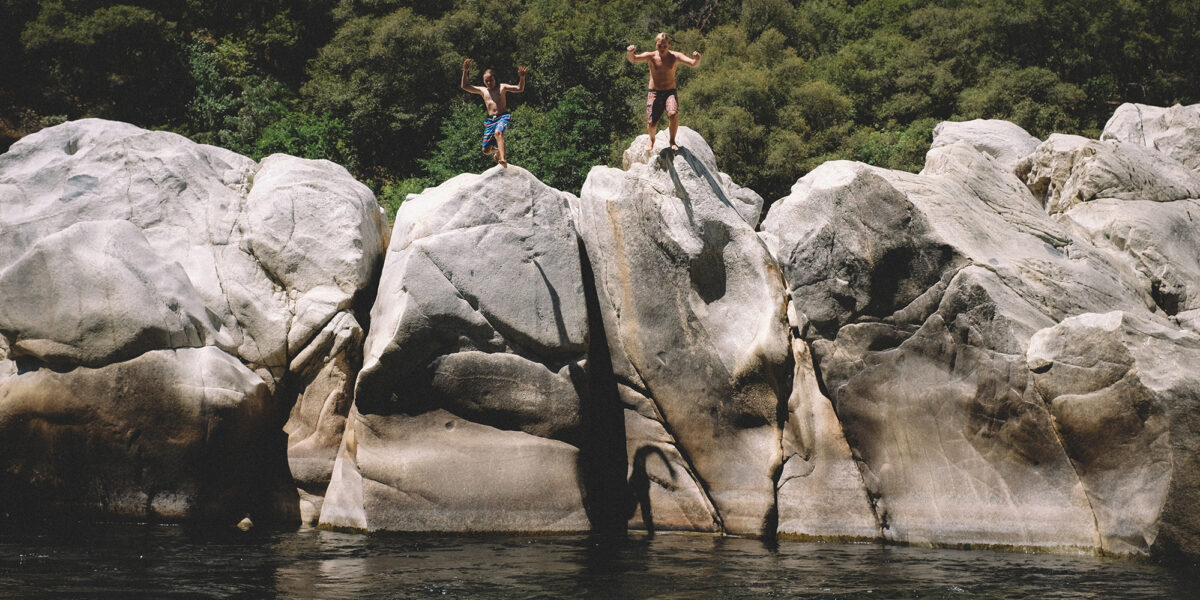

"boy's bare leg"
[668,112,679,150]
[646,123,657,153]
[496,131,508,167]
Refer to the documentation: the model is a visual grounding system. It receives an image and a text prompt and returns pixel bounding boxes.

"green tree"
[254,110,357,169]
[18,2,191,125]
[420,100,493,182]
[302,7,459,177]
[508,85,608,194]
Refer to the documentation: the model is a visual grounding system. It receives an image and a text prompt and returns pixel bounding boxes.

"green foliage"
[16,2,191,124]
[507,86,608,194]
[302,7,460,176]
[186,40,290,156]
[420,101,493,182]
[957,67,1086,137]
[253,110,357,168]
[3,0,1199,208]
[378,176,430,221]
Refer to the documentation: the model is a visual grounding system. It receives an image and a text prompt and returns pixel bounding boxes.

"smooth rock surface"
[0,347,278,521]
[776,338,879,540]
[1028,311,1200,558]
[931,119,1041,174]
[1102,102,1200,171]
[1062,198,1200,317]
[1022,134,1200,214]
[0,119,388,521]
[580,128,791,535]
[321,165,596,532]
[761,135,1153,550]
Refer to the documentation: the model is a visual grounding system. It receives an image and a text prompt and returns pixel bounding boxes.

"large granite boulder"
[0,119,388,522]
[1021,133,1200,214]
[1101,102,1200,171]
[579,127,793,535]
[1027,311,1200,559]
[930,119,1041,174]
[319,165,596,533]
[0,347,271,521]
[761,121,1163,550]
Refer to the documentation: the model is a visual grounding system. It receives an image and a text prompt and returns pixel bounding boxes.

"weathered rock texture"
[4,104,1200,566]
[319,166,595,533]
[581,127,799,535]
[1027,311,1200,556]
[0,119,388,522]
[761,103,1200,560]
[1101,102,1200,171]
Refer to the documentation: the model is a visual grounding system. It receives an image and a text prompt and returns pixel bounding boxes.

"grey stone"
[322,165,594,532]
[0,119,388,521]
[1102,102,1200,171]
[762,137,1153,550]
[1028,311,1200,558]
[580,127,791,535]
[931,119,1041,174]
[1022,134,1200,214]
[0,347,284,521]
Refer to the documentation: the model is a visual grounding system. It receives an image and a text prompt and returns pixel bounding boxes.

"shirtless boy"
[461,59,526,167]
[627,33,701,152]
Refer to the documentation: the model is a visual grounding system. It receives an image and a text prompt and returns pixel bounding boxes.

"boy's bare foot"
[670,141,679,151]
[499,159,508,168]
[646,141,655,153]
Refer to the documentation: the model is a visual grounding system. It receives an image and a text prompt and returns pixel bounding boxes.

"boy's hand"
[518,66,527,77]
[463,58,471,71]
[627,45,637,53]
[692,51,701,60]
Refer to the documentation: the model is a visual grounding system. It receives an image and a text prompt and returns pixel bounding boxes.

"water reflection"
[0,521,1194,599]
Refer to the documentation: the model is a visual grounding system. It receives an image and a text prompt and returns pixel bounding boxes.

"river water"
[0,521,1194,599]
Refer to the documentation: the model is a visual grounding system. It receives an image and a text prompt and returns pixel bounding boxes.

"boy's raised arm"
[627,45,649,63]
[504,67,527,93]
[460,59,479,94]
[675,50,702,67]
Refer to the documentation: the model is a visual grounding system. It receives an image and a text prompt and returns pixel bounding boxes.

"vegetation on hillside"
[3,0,1197,215]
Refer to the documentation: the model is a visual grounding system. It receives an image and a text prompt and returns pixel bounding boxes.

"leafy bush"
[253,110,357,168]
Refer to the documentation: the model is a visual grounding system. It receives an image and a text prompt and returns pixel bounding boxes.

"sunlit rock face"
[5,105,1200,565]
[580,127,813,536]
[0,119,388,522]
[930,119,1041,174]
[762,104,1200,560]
[320,165,595,533]
[1026,311,1200,557]
[1101,102,1200,171]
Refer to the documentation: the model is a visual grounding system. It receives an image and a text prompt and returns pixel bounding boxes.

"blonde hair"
[655,32,670,43]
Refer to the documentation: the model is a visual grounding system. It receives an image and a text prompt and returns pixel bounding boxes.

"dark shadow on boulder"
[574,237,629,533]
[534,259,573,347]
[626,445,673,535]
[688,222,730,304]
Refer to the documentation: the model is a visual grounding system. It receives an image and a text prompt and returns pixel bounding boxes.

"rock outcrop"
[4,104,1200,566]
[580,128,792,535]
[0,119,388,522]
[761,103,1200,560]
[1101,102,1200,171]
[319,166,596,533]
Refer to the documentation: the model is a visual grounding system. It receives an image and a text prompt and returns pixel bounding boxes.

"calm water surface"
[1,521,1195,599]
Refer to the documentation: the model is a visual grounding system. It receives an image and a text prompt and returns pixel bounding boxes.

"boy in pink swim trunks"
[461,59,526,167]
[627,32,702,152]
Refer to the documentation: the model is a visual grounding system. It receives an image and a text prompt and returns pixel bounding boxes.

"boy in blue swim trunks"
[461,59,526,167]
[627,32,702,153]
